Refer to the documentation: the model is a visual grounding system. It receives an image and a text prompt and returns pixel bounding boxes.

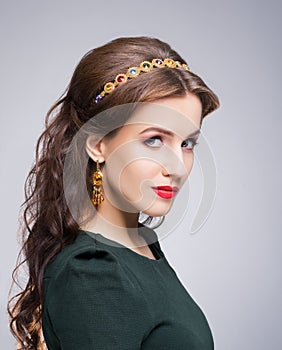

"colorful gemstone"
[152,59,165,68]
[127,66,140,77]
[140,61,152,72]
[182,64,190,71]
[164,58,175,67]
[104,82,115,92]
[115,74,127,84]
[93,170,103,185]
[95,95,103,103]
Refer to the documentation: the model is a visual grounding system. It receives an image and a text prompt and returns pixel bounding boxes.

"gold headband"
[94,58,191,103]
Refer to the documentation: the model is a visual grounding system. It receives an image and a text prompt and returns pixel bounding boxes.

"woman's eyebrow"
[138,126,200,139]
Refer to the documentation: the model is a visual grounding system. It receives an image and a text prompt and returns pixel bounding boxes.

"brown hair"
[8,36,220,349]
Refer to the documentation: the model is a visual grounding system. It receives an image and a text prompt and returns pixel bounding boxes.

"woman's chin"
[141,202,173,218]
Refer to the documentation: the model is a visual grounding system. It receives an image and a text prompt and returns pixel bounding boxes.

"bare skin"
[80,92,202,259]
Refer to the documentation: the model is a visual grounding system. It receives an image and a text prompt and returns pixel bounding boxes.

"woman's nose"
[161,145,194,180]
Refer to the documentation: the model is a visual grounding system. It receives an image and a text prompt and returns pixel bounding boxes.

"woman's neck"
[79,203,144,248]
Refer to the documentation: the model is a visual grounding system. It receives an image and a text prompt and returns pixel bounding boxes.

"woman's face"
[88,92,202,218]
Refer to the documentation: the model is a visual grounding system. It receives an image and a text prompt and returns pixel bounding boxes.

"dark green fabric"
[42,225,214,349]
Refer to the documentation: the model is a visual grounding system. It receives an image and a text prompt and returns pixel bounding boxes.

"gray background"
[1,0,281,348]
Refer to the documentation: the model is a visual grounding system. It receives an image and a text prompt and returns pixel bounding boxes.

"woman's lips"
[151,186,179,199]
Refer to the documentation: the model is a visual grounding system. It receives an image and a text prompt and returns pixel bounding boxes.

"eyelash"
[144,135,199,150]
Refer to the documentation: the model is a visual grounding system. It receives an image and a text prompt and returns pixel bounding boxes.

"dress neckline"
[78,226,165,264]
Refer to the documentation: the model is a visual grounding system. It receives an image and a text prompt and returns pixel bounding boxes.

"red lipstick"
[152,186,179,199]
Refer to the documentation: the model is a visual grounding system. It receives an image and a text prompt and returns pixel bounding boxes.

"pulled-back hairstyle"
[8,36,220,349]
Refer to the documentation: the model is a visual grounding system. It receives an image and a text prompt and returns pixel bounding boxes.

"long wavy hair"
[8,36,220,349]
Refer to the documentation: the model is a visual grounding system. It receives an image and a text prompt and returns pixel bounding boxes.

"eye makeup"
[143,135,199,150]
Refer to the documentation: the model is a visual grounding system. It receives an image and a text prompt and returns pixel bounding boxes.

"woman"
[8,36,220,349]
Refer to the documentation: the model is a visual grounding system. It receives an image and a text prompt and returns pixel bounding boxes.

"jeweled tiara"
[94,58,191,104]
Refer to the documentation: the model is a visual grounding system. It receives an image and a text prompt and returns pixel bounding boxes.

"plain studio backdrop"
[1,0,281,349]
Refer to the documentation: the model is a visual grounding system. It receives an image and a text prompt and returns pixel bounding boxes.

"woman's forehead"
[123,100,202,139]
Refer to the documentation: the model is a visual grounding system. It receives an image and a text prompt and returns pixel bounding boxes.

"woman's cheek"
[120,160,160,201]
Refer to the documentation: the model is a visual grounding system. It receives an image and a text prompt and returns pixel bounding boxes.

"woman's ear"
[85,135,105,163]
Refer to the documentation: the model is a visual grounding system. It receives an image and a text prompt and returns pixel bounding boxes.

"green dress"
[42,223,214,349]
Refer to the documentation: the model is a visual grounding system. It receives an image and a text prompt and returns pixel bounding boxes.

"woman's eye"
[144,136,163,147]
[182,138,199,150]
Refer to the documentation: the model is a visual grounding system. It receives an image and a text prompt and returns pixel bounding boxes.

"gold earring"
[91,160,104,206]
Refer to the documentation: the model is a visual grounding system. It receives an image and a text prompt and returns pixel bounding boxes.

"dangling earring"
[91,160,104,206]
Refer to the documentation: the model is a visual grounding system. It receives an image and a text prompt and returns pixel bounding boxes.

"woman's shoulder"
[43,231,110,280]
[42,232,155,349]
[42,231,152,316]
